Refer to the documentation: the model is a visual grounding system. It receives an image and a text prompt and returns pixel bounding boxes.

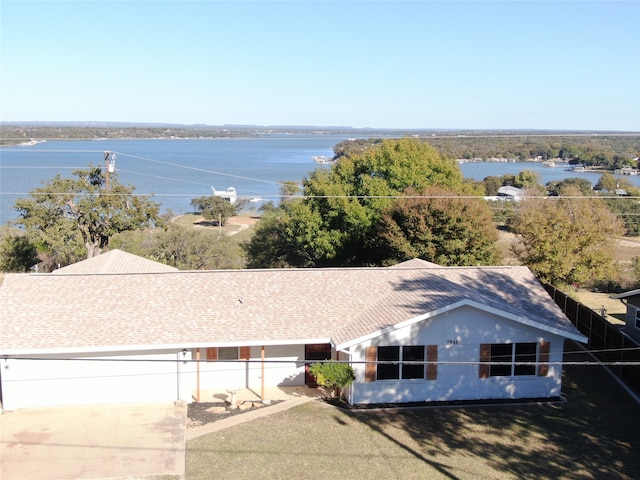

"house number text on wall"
[446,339,458,345]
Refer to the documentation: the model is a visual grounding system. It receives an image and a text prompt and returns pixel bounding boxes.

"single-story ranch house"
[0,250,586,410]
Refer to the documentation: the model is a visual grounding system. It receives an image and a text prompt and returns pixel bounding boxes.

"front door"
[305,343,332,385]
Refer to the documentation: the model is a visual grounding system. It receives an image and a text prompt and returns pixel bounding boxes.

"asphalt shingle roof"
[0,258,583,353]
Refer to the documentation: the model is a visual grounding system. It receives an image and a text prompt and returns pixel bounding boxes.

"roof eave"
[0,337,334,357]
[611,289,640,299]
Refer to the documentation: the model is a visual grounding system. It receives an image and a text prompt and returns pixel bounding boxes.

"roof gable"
[53,249,178,274]
[389,258,441,269]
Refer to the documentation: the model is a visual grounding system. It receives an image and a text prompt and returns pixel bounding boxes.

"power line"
[111,150,289,187]
[3,147,640,196]
[0,147,291,192]
[4,148,640,198]
[4,350,640,366]
[5,191,640,205]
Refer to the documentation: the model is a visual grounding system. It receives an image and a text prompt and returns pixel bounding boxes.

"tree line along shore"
[2,124,638,169]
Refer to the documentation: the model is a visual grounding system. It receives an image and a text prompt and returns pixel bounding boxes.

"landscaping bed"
[187,400,283,427]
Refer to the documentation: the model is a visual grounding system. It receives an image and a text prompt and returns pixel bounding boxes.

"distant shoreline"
[1,124,638,148]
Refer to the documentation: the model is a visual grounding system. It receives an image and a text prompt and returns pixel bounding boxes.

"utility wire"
[111,150,290,187]
[3,148,640,199]
[5,344,640,363]
[4,357,640,367]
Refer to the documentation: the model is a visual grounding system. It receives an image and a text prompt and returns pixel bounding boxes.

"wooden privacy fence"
[544,284,640,397]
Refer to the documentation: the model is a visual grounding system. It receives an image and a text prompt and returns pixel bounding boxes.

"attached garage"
[1,350,187,410]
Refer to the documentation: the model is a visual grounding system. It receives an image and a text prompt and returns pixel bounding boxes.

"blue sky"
[1,1,639,130]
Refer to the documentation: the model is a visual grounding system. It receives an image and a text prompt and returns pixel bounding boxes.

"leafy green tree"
[308,361,355,398]
[190,195,239,226]
[376,187,500,266]
[510,187,624,286]
[594,173,636,194]
[279,181,302,202]
[603,196,640,236]
[14,165,162,266]
[0,228,39,272]
[500,174,516,186]
[514,170,540,189]
[244,200,336,268]
[152,224,244,269]
[546,177,593,196]
[332,138,383,159]
[482,176,503,196]
[111,224,245,269]
[246,138,471,267]
[594,173,618,193]
[243,209,294,268]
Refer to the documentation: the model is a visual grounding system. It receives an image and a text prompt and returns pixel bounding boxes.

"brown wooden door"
[305,343,332,385]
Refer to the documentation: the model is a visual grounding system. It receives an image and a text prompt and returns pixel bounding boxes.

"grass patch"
[171,212,257,241]
[186,342,640,479]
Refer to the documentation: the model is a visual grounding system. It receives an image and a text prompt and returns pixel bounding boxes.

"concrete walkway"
[0,402,187,480]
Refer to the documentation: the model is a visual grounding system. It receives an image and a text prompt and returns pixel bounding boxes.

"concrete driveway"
[0,402,186,480]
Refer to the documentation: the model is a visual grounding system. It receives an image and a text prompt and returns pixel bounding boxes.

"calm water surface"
[0,136,344,224]
[2,136,638,225]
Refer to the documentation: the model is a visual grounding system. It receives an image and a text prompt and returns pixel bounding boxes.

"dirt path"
[172,213,258,235]
[225,215,258,235]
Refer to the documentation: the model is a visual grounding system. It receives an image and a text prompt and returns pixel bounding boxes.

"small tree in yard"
[308,361,355,399]
[190,195,239,226]
[510,186,624,287]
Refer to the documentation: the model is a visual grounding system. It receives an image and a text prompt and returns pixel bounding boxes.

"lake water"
[0,136,343,224]
[2,136,639,225]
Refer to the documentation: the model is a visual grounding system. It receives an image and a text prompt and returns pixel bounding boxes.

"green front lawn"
[187,343,639,479]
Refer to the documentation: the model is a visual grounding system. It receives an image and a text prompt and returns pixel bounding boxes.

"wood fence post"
[620,332,625,378]
[603,318,608,363]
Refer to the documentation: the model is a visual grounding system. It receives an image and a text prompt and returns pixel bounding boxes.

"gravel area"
[187,400,283,427]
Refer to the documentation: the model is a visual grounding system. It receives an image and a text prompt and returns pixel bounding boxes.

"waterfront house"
[0,254,585,410]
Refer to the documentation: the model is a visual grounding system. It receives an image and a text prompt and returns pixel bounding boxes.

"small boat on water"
[211,186,237,204]
[312,155,337,165]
